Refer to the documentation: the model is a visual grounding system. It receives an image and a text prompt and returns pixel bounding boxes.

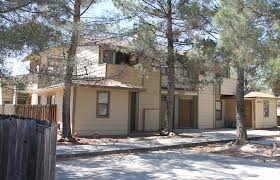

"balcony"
[220,78,237,95]
[106,64,142,87]
[161,75,197,91]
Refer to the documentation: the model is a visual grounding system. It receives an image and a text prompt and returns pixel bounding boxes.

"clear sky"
[9,0,117,76]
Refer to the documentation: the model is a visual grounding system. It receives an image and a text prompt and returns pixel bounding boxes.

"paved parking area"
[56,148,280,180]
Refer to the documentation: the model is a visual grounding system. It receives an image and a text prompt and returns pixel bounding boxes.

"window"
[96,91,110,117]
[263,100,269,117]
[38,96,41,105]
[215,100,222,120]
[161,66,168,75]
[103,50,115,64]
[4,101,12,104]
[181,69,190,77]
[222,67,230,78]
[215,67,230,78]
[47,95,55,105]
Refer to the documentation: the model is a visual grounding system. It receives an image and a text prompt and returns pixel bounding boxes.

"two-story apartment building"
[27,42,275,136]
[26,43,161,135]
[160,62,238,131]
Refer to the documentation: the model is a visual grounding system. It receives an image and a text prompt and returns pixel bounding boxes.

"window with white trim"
[215,100,222,120]
[263,100,269,117]
[96,91,110,117]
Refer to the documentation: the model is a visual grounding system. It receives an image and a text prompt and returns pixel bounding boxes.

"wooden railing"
[1,105,57,122]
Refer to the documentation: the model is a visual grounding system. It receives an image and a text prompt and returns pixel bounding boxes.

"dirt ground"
[57,130,280,163]
[57,131,178,145]
[190,138,280,163]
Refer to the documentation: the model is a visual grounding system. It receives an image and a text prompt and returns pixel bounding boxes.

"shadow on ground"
[56,149,280,180]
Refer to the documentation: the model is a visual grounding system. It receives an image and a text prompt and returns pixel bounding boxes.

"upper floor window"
[221,67,230,78]
[103,50,115,64]
[100,48,131,65]
[38,96,41,105]
[161,66,168,75]
[181,69,190,78]
[263,100,269,117]
[216,67,230,78]
[47,95,55,105]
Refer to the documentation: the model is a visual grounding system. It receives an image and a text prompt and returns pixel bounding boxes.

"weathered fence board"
[0,116,57,180]
[0,105,57,122]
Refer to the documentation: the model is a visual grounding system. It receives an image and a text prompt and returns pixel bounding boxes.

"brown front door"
[244,100,252,127]
[178,99,192,128]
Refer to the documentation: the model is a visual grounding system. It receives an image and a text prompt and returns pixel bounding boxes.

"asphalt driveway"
[56,149,280,180]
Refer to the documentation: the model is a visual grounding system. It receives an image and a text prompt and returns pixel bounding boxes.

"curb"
[56,135,279,161]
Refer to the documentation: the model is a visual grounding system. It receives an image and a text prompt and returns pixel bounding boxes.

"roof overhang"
[244,91,279,99]
[35,79,144,94]
[73,79,144,92]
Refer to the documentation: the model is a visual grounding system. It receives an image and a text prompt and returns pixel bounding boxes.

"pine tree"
[114,0,214,132]
[214,0,278,144]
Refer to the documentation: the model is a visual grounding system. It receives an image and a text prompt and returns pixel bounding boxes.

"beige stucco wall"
[254,98,277,129]
[74,87,130,136]
[138,71,161,131]
[106,64,142,87]
[198,84,215,128]
[107,64,161,131]
[221,78,237,95]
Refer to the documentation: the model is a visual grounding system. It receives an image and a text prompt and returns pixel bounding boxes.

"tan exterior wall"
[107,65,160,131]
[198,84,215,128]
[254,98,277,129]
[161,75,196,90]
[139,71,161,131]
[221,78,237,95]
[74,87,129,136]
[106,64,142,87]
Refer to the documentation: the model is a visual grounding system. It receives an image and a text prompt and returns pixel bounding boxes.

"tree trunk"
[235,67,248,145]
[62,0,81,139]
[166,0,175,132]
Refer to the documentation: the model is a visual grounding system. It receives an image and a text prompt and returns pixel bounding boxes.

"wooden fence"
[0,116,57,180]
[1,105,57,123]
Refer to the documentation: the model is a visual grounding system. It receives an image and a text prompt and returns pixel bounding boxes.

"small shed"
[244,92,279,129]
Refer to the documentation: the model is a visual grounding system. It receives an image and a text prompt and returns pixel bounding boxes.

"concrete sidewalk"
[56,129,280,160]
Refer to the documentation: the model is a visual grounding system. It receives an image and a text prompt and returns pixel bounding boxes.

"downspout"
[71,86,77,133]
[213,82,215,128]
[0,79,2,105]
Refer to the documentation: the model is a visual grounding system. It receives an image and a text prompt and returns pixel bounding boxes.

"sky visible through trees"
[6,0,117,75]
